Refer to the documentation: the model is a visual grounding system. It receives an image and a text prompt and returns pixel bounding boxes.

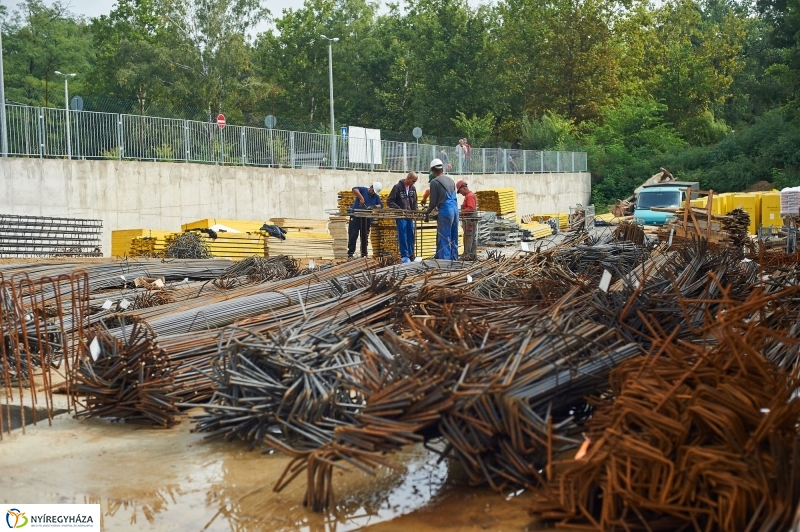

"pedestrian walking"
[437,146,451,171]
[424,158,459,260]
[347,182,383,258]
[387,172,419,263]
[456,139,466,173]
[457,180,478,259]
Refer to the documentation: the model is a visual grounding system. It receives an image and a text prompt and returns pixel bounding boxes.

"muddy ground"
[0,406,574,532]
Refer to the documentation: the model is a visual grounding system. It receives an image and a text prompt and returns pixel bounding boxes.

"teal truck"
[634,181,700,225]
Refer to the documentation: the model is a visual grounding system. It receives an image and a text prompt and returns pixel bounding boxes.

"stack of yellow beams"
[262,218,335,259]
[338,190,357,214]
[370,219,401,258]
[264,231,335,259]
[328,216,352,258]
[519,222,554,239]
[112,229,172,257]
[522,213,569,230]
[414,221,464,259]
[164,232,265,260]
[181,219,266,233]
[761,192,781,228]
[129,234,172,257]
[476,188,517,216]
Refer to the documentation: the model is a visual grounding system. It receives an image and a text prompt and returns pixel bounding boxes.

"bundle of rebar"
[163,232,214,259]
[73,321,178,427]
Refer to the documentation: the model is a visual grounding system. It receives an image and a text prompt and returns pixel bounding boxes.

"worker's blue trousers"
[435,192,459,260]
[396,219,415,259]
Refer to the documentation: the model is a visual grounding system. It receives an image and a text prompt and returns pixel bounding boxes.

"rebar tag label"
[90,337,101,361]
[599,270,612,292]
[102,300,113,310]
[521,242,529,252]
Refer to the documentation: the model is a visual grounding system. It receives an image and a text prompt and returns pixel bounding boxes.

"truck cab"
[634,182,700,225]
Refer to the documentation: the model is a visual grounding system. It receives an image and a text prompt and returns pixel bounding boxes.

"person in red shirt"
[456,180,478,259]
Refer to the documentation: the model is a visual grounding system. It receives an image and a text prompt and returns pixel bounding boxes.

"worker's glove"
[359,201,366,208]
[424,214,430,223]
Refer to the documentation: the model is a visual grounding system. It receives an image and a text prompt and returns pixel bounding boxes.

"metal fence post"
[117,114,123,160]
[482,148,486,174]
[504,149,508,173]
[241,127,246,166]
[290,131,295,168]
[402,142,407,173]
[184,120,190,161]
[557,152,561,173]
[37,107,44,158]
[540,151,544,173]
[572,152,575,172]
[523,150,527,173]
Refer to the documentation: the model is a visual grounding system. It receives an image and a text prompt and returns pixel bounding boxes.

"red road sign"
[217,114,226,129]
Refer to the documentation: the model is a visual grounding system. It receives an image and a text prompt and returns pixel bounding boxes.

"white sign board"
[348,126,382,165]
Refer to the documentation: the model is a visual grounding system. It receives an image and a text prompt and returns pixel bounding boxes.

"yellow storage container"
[690,197,708,209]
[761,192,781,228]
[732,194,758,235]
[711,193,731,216]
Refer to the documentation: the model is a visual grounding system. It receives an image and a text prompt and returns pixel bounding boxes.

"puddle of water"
[0,412,551,532]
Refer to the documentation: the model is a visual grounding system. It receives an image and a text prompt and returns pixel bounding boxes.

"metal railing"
[3,104,588,174]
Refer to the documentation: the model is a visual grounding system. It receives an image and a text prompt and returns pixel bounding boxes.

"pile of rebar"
[73,321,178,427]
[6,229,800,527]
[0,214,102,257]
[163,232,214,259]
[529,284,800,531]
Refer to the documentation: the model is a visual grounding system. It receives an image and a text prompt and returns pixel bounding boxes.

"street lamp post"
[320,35,339,169]
[0,23,8,157]
[54,71,76,159]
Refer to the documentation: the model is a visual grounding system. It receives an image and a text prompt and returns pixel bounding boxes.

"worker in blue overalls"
[423,158,458,260]
[348,182,383,258]
[387,172,419,263]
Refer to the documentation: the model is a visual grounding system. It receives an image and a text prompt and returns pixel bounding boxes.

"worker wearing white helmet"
[423,158,459,260]
[347,182,383,258]
[420,158,445,207]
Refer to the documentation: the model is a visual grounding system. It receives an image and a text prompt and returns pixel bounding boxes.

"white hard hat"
[430,158,443,169]
[371,181,383,194]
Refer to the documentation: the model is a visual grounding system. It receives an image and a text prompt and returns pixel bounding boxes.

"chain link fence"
[3,104,588,174]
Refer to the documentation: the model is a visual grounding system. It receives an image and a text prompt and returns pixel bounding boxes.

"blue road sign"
[341,126,348,140]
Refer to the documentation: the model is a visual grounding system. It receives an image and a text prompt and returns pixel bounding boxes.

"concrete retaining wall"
[0,159,591,256]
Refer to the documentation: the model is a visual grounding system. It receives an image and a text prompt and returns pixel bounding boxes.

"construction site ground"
[0,399,563,532]
[0,244,584,532]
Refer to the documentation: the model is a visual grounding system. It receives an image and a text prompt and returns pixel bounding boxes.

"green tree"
[452,111,495,146]
[3,0,94,107]
[498,0,620,123]
[520,112,577,150]
[643,0,746,142]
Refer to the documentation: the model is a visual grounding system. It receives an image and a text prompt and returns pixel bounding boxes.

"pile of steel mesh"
[0,214,102,257]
